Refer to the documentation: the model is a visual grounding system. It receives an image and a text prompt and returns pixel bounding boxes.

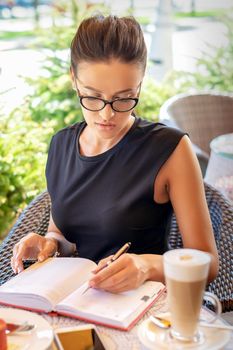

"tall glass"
[163,249,221,344]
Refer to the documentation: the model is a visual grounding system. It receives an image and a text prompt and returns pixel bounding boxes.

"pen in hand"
[82,242,131,295]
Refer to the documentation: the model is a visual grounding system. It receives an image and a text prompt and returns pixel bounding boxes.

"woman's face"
[72,59,144,140]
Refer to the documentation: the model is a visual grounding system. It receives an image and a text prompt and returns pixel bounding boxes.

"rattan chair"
[168,182,233,312]
[159,92,233,155]
[0,183,232,312]
[0,191,50,285]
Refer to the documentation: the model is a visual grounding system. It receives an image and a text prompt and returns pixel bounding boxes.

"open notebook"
[0,258,165,331]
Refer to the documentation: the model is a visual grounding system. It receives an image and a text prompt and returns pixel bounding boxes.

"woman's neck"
[79,116,135,156]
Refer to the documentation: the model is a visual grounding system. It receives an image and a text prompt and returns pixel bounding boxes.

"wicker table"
[44,293,233,350]
[1,293,232,349]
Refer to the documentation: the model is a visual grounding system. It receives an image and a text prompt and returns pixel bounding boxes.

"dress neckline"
[76,117,140,162]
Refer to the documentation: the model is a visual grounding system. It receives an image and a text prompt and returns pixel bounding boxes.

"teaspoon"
[149,315,171,329]
[6,322,35,335]
[149,315,233,331]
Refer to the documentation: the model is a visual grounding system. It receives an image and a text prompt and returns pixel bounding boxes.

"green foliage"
[25,53,83,132]
[0,30,35,40]
[174,10,226,18]
[0,110,54,238]
[135,77,176,121]
[168,15,233,93]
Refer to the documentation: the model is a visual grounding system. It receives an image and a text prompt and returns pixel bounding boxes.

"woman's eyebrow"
[77,78,135,94]
[83,85,135,94]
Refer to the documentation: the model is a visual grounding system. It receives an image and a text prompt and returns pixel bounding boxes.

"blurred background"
[0,0,233,240]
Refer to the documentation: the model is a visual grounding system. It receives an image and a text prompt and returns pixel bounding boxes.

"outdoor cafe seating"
[1,92,233,347]
[0,182,232,313]
[159,92,233,176]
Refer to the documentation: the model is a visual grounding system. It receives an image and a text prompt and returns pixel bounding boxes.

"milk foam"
[163,249,210,282]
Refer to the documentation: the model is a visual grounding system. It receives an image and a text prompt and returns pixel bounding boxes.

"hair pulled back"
[70,14,147,76]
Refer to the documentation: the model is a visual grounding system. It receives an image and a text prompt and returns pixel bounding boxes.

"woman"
[11,15,218,293]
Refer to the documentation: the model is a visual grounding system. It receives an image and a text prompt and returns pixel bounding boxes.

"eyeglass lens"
[80,97,137,112]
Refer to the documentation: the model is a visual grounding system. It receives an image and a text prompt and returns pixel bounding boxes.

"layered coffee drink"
[163,249,211,341]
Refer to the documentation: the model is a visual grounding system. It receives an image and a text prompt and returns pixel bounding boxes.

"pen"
[82,242,131,295]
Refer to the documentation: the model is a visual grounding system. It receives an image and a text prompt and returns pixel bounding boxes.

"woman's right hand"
[11,232,58,274]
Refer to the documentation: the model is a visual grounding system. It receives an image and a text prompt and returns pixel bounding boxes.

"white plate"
[0,308,53,350]
[138,318,232,350]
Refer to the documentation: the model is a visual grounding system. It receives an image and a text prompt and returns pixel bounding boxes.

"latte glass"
[163,249,221,344]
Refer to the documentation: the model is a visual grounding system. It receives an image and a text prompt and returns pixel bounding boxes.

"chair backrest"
[0,191,51,285]
[168,182,233,312]
[160,92,233,154]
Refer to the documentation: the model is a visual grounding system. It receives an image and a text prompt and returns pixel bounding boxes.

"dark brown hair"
[70,14,147,76]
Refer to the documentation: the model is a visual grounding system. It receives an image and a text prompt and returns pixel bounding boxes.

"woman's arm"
[156,135,219,282]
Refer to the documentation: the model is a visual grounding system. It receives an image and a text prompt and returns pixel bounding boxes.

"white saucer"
[138,318,232,350]
[1,307,53,350]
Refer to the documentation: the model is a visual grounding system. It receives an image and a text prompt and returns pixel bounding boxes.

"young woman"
[11,15,218,293]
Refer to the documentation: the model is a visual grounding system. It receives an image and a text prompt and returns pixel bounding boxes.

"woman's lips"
[95,122,115,130]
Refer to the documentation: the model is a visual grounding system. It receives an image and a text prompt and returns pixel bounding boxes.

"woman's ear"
[70,66,76,91]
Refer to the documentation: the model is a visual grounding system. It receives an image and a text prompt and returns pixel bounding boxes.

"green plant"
[135,77,176,120]
[25,52,83,132]
[174,10,226,18]
[167,14,233,93]
[0,110,54,238]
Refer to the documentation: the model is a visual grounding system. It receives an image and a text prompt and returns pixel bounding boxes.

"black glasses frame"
[71,70,141,112]
[79,95,139,112]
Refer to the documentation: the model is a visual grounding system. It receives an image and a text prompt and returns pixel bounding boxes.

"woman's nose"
[98,104,115,121]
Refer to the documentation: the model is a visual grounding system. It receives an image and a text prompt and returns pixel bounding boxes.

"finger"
[104,281,132,294]
[95,277,131,293]
[92,269,127,290]
[92,255,114,274]
[11,244,20,273]
[13,258,24,274]
[90,262,127,288]
[11,233,42,273]
[12,242,28,273]
[90,260,123,285]
[11,256,18,274]
[37,239,57,262]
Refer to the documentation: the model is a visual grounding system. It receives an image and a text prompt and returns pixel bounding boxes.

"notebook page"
[0,257,96,309]
[57,281,164,323]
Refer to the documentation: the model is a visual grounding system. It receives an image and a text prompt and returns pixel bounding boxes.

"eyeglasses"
[72,72,141,113]
[78,95,139,112]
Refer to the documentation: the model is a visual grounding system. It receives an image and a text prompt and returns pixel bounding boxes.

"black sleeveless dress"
[46,117,185,262]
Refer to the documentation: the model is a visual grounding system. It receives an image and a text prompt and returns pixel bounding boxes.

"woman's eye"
[86,97,97,101]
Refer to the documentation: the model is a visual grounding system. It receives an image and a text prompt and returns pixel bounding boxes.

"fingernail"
[38,255,44,262]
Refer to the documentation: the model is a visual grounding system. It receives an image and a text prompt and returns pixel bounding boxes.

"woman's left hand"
[89,253,150,293]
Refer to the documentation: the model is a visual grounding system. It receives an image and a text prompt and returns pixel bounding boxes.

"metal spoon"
[6,322,35,335]
[149,315,171,329]
[149,315,233,331]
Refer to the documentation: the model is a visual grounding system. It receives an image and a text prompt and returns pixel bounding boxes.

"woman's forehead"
[76,60,143,92]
